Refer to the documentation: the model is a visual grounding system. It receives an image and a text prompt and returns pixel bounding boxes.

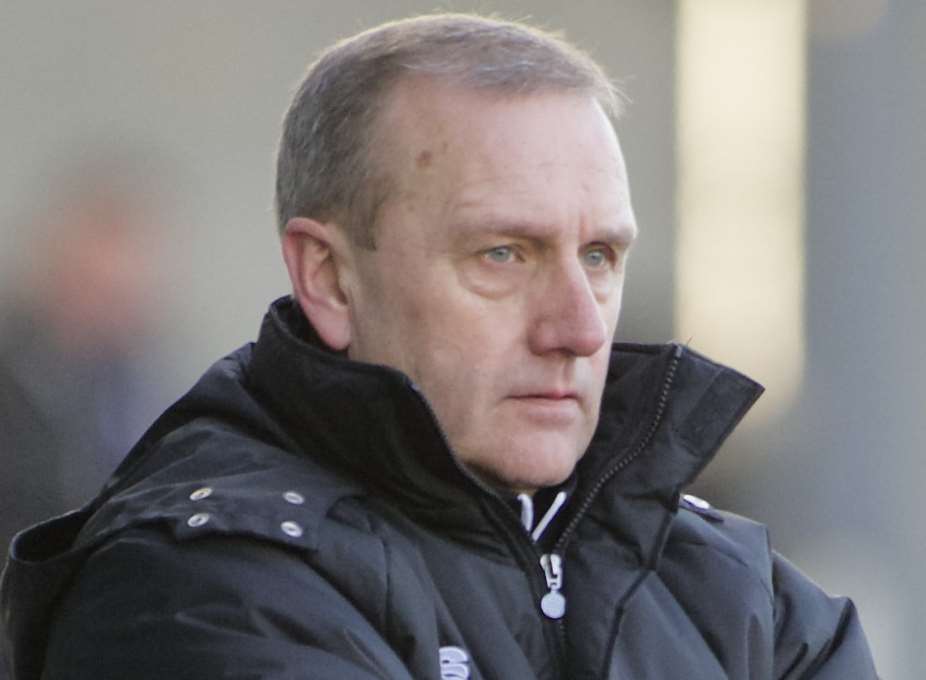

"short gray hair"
[275,13,622,247]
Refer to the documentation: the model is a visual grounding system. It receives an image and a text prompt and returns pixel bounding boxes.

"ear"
[281,217,353,351]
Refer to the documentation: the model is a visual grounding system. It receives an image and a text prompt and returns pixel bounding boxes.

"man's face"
[344,81,637,494]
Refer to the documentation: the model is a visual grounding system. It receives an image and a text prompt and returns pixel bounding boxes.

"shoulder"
[662,494,774,604]
[78,414,367,558]
[43,428,402,673]
[43,523,409,678]
[671,494,770,555]
[662,494,878,674]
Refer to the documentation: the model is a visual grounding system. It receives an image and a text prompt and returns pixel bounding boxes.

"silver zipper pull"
[539,553,566,619]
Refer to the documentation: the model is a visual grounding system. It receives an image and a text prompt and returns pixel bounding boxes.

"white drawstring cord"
[516,491,569,542]
[516,493,534,534]
[531,491,567,542]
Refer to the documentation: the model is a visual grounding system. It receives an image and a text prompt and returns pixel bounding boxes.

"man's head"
[275,13,621,247]
[279,14,637,494]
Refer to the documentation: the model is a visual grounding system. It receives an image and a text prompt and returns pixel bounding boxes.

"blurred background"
[0,1,921,676]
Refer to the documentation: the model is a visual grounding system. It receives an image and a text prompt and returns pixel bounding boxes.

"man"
[1,14,877,679]
[0,157,170,566]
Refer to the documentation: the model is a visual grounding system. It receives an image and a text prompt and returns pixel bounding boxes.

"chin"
[458,431,587,494]
[496,451,581,494]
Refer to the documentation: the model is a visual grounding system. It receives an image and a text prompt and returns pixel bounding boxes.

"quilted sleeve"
[772,552,879,679]
[42,527,419,680]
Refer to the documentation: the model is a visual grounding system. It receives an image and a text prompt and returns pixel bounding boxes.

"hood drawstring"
[516,490,569,543]
[517,493,534,537]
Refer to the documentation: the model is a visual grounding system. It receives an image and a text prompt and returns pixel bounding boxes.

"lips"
[512,390,579,401]
[507,392,581,425]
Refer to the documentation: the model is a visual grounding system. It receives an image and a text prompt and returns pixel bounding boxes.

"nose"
[528,260,609,358]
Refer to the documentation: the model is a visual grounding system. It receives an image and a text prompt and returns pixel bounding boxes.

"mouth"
[508,391,581,411]
[512,390,579,401]
[506,392,581,424]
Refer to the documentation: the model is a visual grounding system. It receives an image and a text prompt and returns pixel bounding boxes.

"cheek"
[350,261,436,362]
[355,257,520,413]
[403,281,515,362]
[604,277,625,326]
[379,298,480,407]
[410,356,485,457]
[580,349,614,415]
[410,333,502,423]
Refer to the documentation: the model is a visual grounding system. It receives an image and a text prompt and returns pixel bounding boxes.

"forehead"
[372,79,632,234]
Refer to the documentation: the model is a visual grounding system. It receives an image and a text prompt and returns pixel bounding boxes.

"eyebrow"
[450,214,638,249]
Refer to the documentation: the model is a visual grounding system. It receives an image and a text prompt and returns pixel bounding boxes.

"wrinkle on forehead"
[373,79,633,242]
[442,159,633,230]
[381,78,617,163]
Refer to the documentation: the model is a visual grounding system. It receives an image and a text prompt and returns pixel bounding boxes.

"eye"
[484,245,517,264]
[582,246,613,269]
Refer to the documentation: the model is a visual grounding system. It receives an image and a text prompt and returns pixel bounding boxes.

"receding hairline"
[368,14,622,117]
[275,12,625,245]
[356,78,632,259]
[366,74,622,191]
[361,68,624,232]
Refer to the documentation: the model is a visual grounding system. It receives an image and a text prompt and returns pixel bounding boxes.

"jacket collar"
[248,297,764,521]
[249,297,481,510]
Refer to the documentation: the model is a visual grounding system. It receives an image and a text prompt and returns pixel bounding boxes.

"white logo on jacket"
[439,645,470,679]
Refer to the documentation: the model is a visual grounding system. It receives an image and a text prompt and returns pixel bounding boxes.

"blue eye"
[582,247,610,268]
[485,246,515,263]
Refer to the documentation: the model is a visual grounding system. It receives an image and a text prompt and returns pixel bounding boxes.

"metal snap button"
[283,491,305,505]
[190,486,213,501]
[280,520,303,538]
[187,512,211,527]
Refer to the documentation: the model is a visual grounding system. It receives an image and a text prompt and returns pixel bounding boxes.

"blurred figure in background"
[0,151,172,563]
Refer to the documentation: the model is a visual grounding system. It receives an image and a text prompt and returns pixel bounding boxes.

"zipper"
[478,503,569,674]
[551,344,682,558]
[539,553,566,619]
[536,343,683,647]
[404,343,683,676]
[405,382,571,675]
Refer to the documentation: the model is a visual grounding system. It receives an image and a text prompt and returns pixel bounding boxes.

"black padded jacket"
[1,297,878,679]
